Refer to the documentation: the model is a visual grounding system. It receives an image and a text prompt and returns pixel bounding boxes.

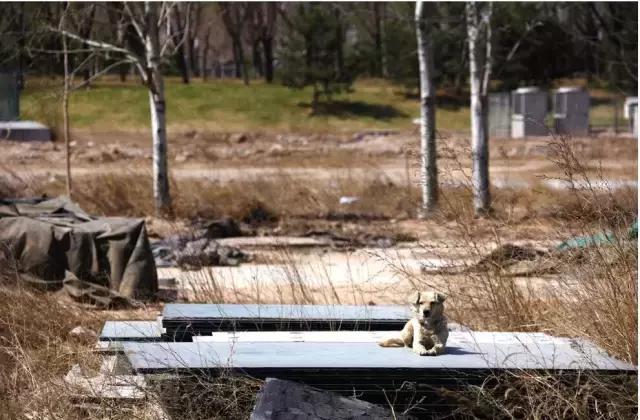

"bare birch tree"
[466,2,493,216]
[54,2,176,213]
[415,1,438,216]
[60,3,71,198]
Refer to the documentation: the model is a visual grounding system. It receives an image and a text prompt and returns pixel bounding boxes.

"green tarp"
[0,197,157,305]
[556,220,638,251]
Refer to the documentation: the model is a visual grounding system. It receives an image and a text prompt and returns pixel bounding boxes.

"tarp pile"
[0,197,157,307]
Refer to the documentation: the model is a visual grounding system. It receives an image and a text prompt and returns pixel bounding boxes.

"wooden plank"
[163,303,411,322]
[123,332,636,372]
[121,333,635,416]
[194,331,393,343]
[192,328,483,344]
[100,320,164,342]
[162,304,412,339]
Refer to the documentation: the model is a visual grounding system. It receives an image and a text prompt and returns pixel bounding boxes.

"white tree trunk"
[466,2,491,216]
[61,5,72,199]
[416,1,438,215]
[145,2,170,213]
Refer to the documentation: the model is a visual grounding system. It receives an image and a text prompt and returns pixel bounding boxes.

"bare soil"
[1,129,637,305]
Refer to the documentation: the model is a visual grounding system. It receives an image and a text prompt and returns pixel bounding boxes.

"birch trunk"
[62,15,72,198]
[466,2,491,216]
[416,1,438,215]
[146,2,170,213]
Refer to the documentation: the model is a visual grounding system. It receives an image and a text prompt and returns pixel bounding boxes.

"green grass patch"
[21,77,474,133]
[22,77,622,134]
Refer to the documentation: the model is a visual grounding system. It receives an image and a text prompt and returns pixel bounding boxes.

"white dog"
[378,291,448,356]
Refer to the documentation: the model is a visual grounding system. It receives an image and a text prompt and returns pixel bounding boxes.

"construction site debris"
[251,378,412,420]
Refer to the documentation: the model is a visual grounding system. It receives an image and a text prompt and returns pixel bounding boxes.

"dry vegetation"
[0,134,637,418]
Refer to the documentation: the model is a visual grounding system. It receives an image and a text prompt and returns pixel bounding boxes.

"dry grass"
[4,167,634,237]
[0,266,104,418]
[0,132,636,417]
[423,136,638,418]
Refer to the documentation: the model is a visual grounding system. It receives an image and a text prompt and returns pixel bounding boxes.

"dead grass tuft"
[0,268,104,417]
[426,134,638,416]
[453,370,637,419]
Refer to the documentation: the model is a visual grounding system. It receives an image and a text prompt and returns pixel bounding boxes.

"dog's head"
[408,291,446,321]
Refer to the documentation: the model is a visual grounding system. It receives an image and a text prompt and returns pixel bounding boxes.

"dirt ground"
[2,128,637,309]
[3,129,637,183]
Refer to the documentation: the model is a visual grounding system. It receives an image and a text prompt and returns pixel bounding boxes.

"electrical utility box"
[624,97,638,138]
[511,87,548,138]
[553,87,590,136]
[488,93,511,138]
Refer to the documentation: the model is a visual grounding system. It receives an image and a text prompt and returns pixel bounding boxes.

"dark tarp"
[0,197,157,305]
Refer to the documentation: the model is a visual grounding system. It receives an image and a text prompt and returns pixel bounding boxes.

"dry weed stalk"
[410,133,637,416]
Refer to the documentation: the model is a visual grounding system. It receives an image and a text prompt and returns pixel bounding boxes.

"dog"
[378,291,448,356]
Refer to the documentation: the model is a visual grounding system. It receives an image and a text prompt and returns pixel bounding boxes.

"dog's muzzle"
[423,310,431,318]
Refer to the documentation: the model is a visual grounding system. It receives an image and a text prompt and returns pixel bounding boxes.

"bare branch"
[50,26,141,64]
[124,3,145,40]
[481,2,492,96]
[71,58,136,91]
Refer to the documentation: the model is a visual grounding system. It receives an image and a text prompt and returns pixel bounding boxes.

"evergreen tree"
[278,3,354,113]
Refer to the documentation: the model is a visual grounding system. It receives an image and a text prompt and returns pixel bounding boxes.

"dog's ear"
[435,292,446,303]
[408,291,421,305]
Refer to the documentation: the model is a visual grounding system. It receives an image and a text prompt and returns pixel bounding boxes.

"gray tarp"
[0,197,157,304]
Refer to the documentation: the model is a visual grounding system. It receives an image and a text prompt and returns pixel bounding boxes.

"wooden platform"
[162,303,412,340]
[95,304,637,417]
[100,320,164,342]
[123,331,635,372]
[120,331,635,415]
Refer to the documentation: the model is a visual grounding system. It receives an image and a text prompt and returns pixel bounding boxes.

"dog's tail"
[378,337,405,347]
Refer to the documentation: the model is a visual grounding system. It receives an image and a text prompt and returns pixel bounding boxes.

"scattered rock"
[175,151,193,163]
[267,144,287,156]
[229,133,249,144]
[69,326,98,341]
[339,196,359,205]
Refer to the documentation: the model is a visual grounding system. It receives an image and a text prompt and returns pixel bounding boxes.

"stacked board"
[121,331,636,416]
[161,303,412,340]
[100,320,164,342]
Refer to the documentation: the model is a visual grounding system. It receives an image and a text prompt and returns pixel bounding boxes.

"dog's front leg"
[424,334,446,356]
[410,319,429,355]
